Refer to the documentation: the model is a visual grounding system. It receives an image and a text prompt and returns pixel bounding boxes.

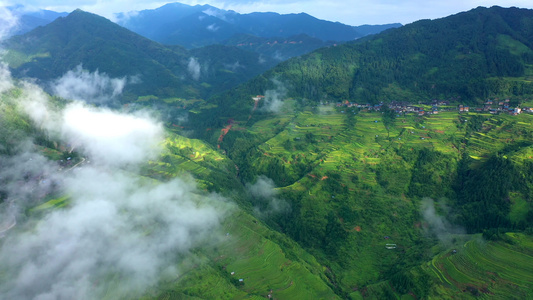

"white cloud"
[0,167,228,300]
[0,40,231,299]
[18,81,162,166]
[206,23,219,32]
[113,9,139,23]
[51,64,129,104]
[202,7,221,17]
[0,62,13,93]
[0,7,16,93]
[0,5,19,40]
[223,61,242,71]
[60,102,163,166]
[246,175,290,218]
[261,78,287,113]
[420,197,464,245]
[187,57,201,81]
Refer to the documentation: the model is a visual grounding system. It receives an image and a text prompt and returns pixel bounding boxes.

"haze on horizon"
[3,0,533,26]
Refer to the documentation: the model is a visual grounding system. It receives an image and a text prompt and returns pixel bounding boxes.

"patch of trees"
[407,149,457,199]
[465,114,487,135]
[389,267,431,298]
[376,151,411,195]
[455,154,518,232]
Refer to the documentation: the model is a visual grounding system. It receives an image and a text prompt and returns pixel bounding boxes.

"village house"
[510,107,522,115]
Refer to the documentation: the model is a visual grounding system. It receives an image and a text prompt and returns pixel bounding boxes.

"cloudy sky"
[4,0,533,25]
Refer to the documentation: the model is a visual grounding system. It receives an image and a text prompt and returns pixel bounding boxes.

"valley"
[0,3,533,300]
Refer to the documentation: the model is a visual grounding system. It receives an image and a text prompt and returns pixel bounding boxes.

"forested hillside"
[201,6,533,118]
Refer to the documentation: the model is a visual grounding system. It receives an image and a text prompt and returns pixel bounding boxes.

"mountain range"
[3,9,278,101]
[6,2,400,63]
[115,2,401,48]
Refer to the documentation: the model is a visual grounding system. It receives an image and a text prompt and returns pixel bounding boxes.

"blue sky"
[3,0,533,25]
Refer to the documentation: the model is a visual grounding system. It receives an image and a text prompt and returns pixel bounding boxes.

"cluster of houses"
[334,100,448,115]
[333,99,532,116]
[459,99,533,115]
[253,95,531,116]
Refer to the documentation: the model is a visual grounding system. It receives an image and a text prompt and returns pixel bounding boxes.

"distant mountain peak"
[115,2,400,48]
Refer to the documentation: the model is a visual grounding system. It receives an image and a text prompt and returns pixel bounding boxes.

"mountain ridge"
[115,2,402,48]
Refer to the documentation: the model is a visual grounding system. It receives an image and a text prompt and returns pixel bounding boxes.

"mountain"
[115,2,402,48]
[153,11,241,48]
[204,5,533,120]
[6,5,68,36]
[3,9,274,102]
[4,9,196,100]
[114,2,228,40]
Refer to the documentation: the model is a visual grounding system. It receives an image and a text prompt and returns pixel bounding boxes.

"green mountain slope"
[3,80,533,299]
[204,6,533,116]
[4,9,198,100]
[425,233,533,299]
[0,85,339,299]
[204,98,533,298]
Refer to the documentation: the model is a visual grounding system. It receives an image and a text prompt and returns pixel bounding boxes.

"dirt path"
[217,124,233,148]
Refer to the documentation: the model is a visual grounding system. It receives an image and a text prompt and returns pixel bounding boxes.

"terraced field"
[217,211,338,299]
[148,134,238,191]
[223,106,533,298]
[427,233,533,299]
[151,210,339,299]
